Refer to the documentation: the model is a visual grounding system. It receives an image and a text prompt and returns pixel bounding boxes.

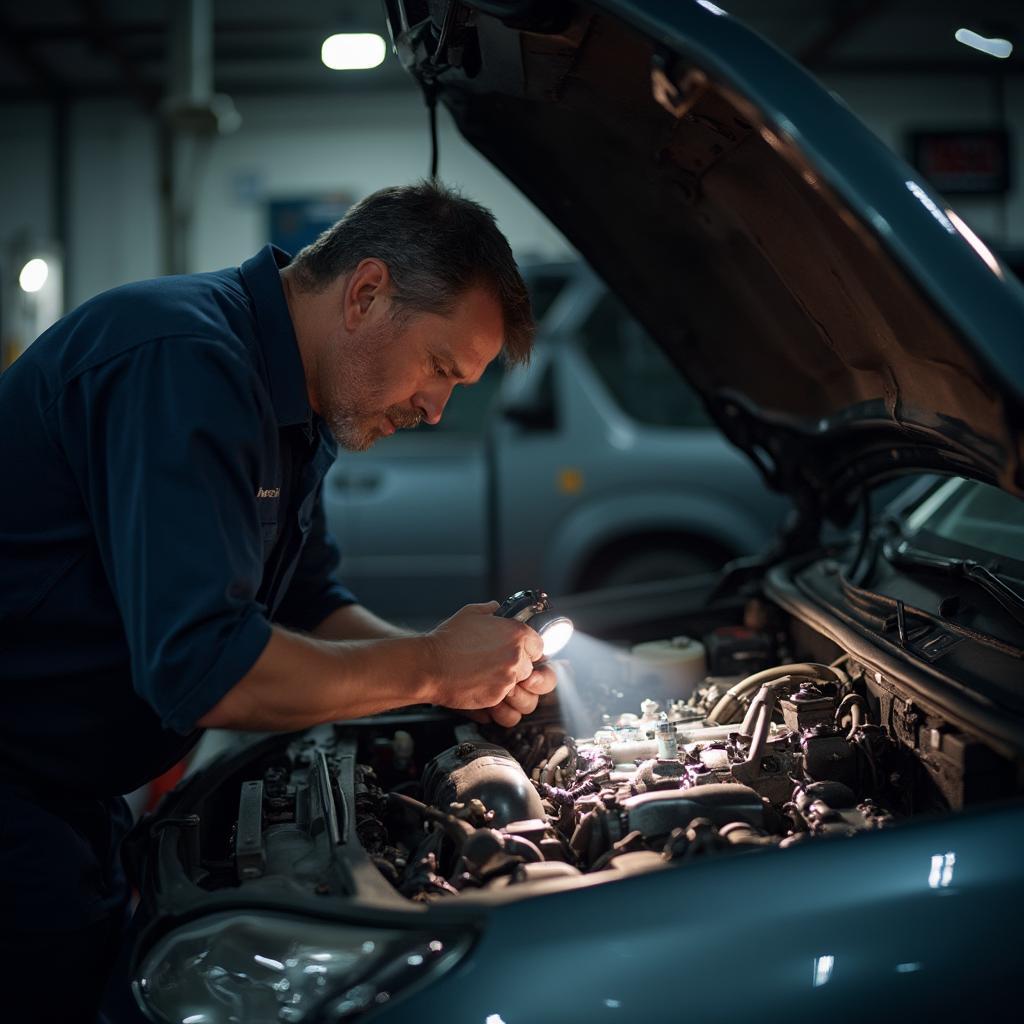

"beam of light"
[548,645,593,738]
[955,28,1013,59]
[321,33,387,70]
[19,258,49,293]
[812,955,835,987]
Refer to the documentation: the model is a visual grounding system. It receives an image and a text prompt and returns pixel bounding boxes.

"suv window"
[578,292,709,428]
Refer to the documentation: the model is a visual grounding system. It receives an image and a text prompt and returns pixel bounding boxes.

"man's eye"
[433,358,448,378]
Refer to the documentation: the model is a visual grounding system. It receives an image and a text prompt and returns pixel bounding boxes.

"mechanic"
[0,181,555,1022]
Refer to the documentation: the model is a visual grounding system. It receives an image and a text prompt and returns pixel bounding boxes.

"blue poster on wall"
[268,195,353,255]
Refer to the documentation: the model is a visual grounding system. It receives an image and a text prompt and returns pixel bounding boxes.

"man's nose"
[415,380,455,425]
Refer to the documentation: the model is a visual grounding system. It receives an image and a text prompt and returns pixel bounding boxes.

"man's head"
[282,181,534,451]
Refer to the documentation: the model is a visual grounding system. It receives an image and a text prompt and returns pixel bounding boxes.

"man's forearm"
[196,602,552,733]
[196,625,434,731]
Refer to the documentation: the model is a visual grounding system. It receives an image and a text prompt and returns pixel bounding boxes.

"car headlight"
[134,911,472,1023]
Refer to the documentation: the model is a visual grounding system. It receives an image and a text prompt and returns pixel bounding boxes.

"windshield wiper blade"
[884,540,1024,628]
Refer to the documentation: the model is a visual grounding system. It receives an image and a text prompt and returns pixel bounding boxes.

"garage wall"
[1,73,1021,314]
[2,90,575,312]
[823,72,1024,245]
[190,92,574,283]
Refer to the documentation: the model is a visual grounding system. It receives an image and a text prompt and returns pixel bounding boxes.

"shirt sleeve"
[272,484,358,633]
[53,336,275,734]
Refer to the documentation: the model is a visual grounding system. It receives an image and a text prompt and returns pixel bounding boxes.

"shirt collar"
[239,244,311,428]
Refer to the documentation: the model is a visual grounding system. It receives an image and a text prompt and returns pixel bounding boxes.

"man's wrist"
[404,633,441,704]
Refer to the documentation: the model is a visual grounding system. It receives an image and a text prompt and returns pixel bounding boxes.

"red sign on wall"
[909,130,1011,195]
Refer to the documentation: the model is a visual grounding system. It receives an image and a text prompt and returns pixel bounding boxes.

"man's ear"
[343,258,390,330]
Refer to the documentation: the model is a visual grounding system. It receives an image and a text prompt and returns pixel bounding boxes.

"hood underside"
[387,0,1024,518]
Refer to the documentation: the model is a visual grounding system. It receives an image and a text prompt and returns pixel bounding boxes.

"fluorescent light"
[321,33,386,71]
[18,258,49,293]
[955,28,1013,59]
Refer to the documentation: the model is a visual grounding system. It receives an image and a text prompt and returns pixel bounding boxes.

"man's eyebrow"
[437,348,468,380]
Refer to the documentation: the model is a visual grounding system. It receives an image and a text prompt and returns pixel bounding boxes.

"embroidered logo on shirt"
[257,487,281,499]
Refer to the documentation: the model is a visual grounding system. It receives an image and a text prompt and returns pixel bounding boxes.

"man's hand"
[424,602,544,711]
[465,663,559,727]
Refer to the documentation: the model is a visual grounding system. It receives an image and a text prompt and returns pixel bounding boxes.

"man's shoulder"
[46,266,260,386]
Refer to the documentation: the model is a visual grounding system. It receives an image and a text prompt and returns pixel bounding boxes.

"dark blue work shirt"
[0,245,357,798]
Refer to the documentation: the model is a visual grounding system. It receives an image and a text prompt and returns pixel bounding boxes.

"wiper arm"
[884,539,1024,628]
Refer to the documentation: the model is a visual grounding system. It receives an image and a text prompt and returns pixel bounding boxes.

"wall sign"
[268,195,353,255]
[908,130,1011,195]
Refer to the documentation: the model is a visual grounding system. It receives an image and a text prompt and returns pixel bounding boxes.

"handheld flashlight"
[495,589,574,661]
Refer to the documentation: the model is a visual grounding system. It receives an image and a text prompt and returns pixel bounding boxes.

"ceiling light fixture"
[18,258,49,293]
[321,33,387,71]
[954,28,1013,59]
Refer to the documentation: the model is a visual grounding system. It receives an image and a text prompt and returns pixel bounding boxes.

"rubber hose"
[708,662,844,725]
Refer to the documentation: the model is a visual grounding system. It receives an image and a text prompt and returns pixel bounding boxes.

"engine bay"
[154,588,1023,909]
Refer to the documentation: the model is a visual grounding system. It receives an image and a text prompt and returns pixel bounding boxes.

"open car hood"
[384,0,1024,521]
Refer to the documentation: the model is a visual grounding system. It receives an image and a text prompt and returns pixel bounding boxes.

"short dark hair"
[290,181,533,365]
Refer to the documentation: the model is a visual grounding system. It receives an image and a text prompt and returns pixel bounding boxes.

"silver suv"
[323,261,789,623]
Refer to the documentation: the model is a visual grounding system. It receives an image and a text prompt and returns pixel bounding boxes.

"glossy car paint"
[366,799,1024,1022]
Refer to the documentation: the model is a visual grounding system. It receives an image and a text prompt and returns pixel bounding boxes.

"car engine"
[322,661,900,899]
[165,600,1019,907]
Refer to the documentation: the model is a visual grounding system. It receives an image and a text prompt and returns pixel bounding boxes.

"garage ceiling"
[0,0,1021,106]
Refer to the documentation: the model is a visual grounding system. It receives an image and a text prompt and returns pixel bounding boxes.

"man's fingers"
[519,665,558,695]
[489,702,522,728]
[502,684,539,716]
[520,626,544,663]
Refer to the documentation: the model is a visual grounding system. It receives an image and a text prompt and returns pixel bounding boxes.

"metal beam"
[53,97,71,310]
[77,0,160,109]
[0,77,418,103]
[817,58,1024,76]
[0,13,66,96]
[16,19,349,43]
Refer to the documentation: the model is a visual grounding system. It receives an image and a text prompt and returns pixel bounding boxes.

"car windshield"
[903,477,1024,571]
